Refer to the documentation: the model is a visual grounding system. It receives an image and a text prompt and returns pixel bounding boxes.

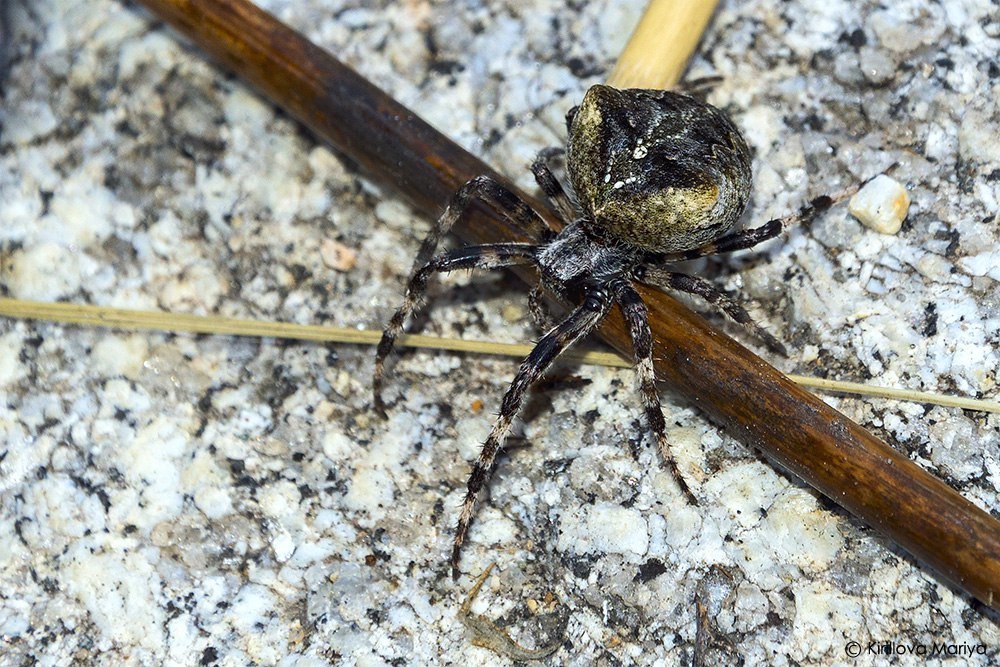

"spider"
[373,84,867,578]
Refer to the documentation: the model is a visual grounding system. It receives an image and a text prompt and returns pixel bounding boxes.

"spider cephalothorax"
[373,84,863,578]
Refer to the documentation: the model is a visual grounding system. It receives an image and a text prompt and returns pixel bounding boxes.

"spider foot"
[648,401,700,506]
[371,371,391,418]
[451,484,486,581]
[371,394,390,420]
[756,328,788,357]
[666,449,699,506]
[679,478,699,506]
[450,540,463,582]
[373,319,404,417]
[675,74,723,100]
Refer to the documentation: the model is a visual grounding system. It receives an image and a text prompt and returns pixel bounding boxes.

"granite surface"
[1,0,998,664]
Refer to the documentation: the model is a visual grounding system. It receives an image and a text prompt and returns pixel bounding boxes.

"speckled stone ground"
[1,0,998,665]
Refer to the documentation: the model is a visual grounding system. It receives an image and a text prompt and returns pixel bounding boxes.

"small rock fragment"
[500,303,524,322]
[858,46,896,85]
[848,174,910,234]
[321,238,358,271]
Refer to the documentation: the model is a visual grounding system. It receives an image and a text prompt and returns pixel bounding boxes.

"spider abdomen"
[567,85,753,253]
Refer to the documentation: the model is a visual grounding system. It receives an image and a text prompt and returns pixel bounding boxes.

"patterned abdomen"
[567,85,753,253]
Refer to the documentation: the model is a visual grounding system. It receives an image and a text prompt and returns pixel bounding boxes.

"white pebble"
[858,47,896,85]
[848,174,910,234]
[271,531,296,562]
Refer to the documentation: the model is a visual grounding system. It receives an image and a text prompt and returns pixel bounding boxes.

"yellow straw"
[1,298,996,415]
[607,0,721,89]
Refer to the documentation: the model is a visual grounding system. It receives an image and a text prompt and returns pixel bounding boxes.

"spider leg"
[410,175,555,272]
[565,106,579,134]
[527,283,571,334]
[674,74,723,100]
[618,284,697,504]
[527,284,551,332]
[452,291,612,579]
[660,177,875,262]
[530,148,576,224]
[641,269,787,356]
[373,243,540,411]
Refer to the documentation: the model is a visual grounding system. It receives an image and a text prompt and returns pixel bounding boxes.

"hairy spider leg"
[410,175,555,272]
[641,269,787,356]
[452,292,613,579]
[659,178,874,262]
[372,243,540,411]
[674,74,723,100]
[527,281,574,334]
[526,284,553,332]
[530,148,577,224]
[617,284,697,504]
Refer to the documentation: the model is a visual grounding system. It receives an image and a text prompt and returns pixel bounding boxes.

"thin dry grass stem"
[2,298,996,415]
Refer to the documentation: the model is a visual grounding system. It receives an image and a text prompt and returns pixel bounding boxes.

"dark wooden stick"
[134,0,1000,610]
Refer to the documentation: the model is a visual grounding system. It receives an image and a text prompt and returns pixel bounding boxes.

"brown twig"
[133,0,1000,610]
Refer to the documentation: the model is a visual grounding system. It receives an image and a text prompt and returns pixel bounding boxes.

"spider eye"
[582,288,609,311]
